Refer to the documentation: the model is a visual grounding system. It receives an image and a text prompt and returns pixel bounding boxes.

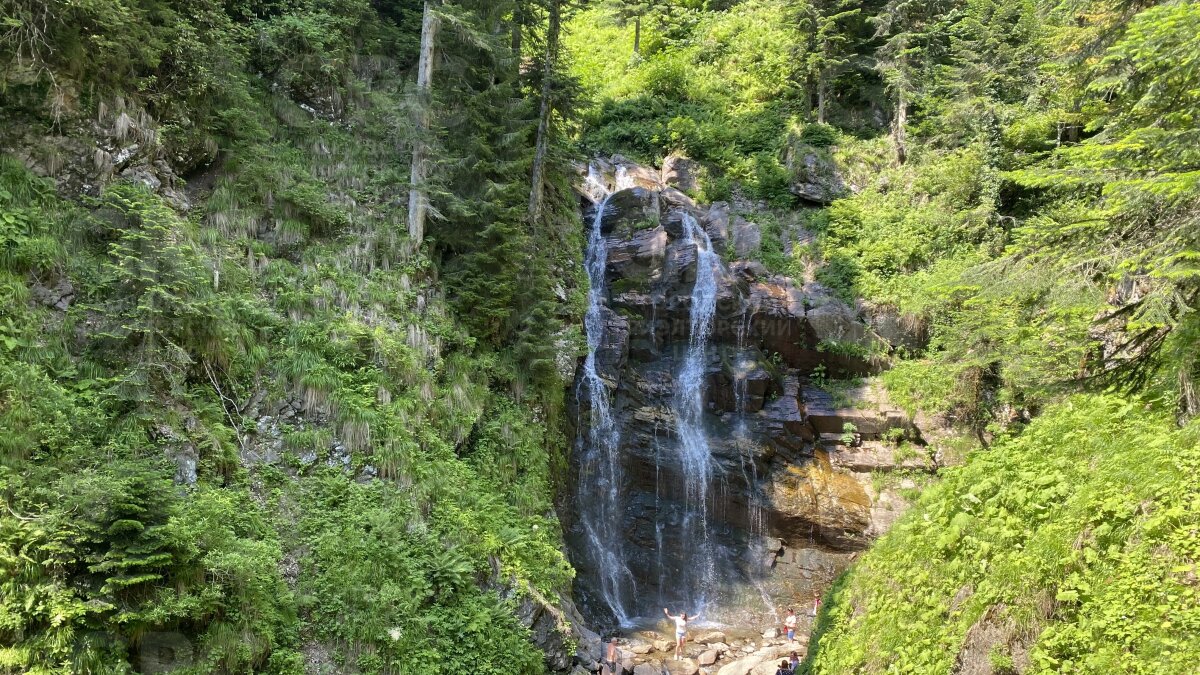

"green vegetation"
[2,0,1198,671]
[571,0,1198,671]
[567,0,809,204]
[2,0,580,672]
[807,397,1200,673]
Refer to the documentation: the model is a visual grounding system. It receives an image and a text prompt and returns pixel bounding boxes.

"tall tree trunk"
[817,72,828,124]
[892,87,908,165]
[511,3,524,60]
[408,1,439,245]
[528,0,561,223]
[633,16,641,55]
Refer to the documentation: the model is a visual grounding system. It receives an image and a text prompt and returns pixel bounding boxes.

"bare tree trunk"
[1182,365,1199,422]
[408,1,439,245]
[633,16,641,55]
[817,72,828,124]
[528,0,561,223]
[892,87,908,165]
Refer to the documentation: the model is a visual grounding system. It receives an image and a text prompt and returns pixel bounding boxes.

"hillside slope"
[1,1,584,673]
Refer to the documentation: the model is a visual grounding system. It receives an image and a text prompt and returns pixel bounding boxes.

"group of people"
[602,592,823,672]
[774,652,801,675]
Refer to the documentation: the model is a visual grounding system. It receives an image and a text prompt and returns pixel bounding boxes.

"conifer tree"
[872,0,953,163]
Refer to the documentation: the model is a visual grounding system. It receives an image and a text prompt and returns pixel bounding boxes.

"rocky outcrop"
[565,159,936,671]
[661,153,700,193]
[786,145,846,205]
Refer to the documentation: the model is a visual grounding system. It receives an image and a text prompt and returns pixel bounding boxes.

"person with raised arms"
[663,607,699,661]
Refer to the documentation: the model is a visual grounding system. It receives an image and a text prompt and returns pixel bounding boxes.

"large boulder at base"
[716,645,801,675]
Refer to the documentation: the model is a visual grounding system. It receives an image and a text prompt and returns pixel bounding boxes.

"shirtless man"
[663,607,699,660]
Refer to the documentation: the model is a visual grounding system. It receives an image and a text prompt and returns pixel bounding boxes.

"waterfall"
[669,212,722,613]
[577,164,635,625]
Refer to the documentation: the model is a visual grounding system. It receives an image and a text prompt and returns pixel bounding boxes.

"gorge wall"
[563,157,937,654]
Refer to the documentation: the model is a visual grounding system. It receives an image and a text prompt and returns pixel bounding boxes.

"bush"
[799,123,839,148]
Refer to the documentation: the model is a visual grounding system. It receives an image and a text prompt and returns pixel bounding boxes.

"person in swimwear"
[663,607,700,660]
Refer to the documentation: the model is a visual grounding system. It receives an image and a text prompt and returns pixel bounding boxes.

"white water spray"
[577,164,636,625]
[670,212,722,612]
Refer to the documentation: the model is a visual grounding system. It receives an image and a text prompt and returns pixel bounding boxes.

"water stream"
[577,173,733,624]
[577,165,636,625]
[668,212,723,614]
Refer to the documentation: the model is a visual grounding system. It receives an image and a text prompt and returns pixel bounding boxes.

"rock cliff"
[564,157,936,671]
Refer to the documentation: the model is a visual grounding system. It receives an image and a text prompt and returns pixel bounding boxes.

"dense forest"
[1,0,1197,674]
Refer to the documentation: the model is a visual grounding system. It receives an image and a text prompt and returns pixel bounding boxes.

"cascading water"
[668,212,723,613]
[577,164,636,625]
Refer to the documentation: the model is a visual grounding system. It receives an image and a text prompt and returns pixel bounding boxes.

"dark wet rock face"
[564,158,935,653]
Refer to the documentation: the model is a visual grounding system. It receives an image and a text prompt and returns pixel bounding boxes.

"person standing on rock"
[776,659,795,675]
[663,607,698,660]
[790,651,800,671]
[811,590,821,618]
[784,608,798,642]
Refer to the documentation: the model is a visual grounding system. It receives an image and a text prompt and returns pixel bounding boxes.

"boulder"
[666,659,699,675]
[859,301,928,352]
[732,218,762,259]
[716,645,800,675]
[661,187,700,213]
[806,300,866,345]
[730,260,769,282]
[744,278,816,369]
[30,277,75,311]
[699,649,720,666]
[654,640,673,653]
[608,226,668,286]
[701,202,732,251]
[762,629,778,640]
[696,631,727,645]
[662,152,700,193]
[613,156,664,190]
[788,148,846,205]
[634,663,662,675]
[597,187,661,235]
